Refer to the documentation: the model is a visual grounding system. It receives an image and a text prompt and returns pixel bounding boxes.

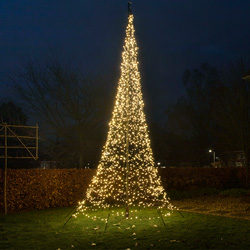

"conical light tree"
[77,2,173,217]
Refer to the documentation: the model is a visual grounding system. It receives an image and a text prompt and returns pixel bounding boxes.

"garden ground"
[1,197,250,250]
[173,195,250,220]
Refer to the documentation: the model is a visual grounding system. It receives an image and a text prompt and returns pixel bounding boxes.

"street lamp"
[209,149,216,167]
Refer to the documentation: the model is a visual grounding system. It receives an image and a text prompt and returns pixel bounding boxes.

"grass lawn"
[1,207,250,250]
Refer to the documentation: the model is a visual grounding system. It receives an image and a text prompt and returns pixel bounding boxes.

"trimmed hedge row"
[159,167,247,190]
[0,167,247,212]
[0,169,95,212]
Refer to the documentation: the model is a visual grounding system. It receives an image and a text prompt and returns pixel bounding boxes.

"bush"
[219,188,250,197]
[0,167,248,212]
[168,188,220,200]
[0,169,95,212]
[159,167,247,190]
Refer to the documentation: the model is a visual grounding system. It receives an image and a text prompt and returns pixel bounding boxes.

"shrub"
[0,169,95,212]
[219,188,250,197]
[0,167,248,212]
[168,188,220,200]
[159,167,246,190]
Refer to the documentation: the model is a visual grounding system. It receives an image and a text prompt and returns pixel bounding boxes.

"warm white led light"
[76,14,174,217]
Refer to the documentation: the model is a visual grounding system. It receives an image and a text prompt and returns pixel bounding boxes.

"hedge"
[0,167,247,212]
[0,169,95,213]
[159,167,247,191]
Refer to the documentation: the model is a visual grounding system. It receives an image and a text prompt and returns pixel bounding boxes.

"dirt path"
[172,196,250,220]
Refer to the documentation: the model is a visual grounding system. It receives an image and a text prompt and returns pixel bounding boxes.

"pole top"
[128,1,132,15]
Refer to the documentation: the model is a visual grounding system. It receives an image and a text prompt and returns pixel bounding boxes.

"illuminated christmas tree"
[77,2,173,217]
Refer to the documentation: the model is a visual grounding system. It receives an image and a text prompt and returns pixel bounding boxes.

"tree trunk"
[79,134,84,168]
[79,153,83,168]
[245,153,249,189]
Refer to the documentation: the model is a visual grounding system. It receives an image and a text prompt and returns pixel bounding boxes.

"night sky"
[1,0,250,122]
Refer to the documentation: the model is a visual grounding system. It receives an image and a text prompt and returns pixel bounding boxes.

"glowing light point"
[76,3,174,218]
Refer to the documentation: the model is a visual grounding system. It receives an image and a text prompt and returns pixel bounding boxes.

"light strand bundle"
[76,14,174,216]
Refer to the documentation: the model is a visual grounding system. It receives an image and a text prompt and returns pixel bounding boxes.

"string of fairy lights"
[75,13,175,219]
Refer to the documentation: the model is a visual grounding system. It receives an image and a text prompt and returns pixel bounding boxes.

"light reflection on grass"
[1,207,250,249]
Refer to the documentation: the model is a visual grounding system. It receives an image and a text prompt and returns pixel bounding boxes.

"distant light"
[209,149,212,153]
[157,162,161,166]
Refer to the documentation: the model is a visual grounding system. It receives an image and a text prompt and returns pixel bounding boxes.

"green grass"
[1,207,250,250]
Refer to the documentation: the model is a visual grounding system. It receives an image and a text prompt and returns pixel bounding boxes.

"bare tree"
[10,56,113,168]
[165,59,250,187]
[214,58,250,187]
[166,63,219,167]
[0,101,28,125]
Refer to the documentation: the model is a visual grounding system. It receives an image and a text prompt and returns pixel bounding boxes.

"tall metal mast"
[125,0,133,218]
[128,1,132,15]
